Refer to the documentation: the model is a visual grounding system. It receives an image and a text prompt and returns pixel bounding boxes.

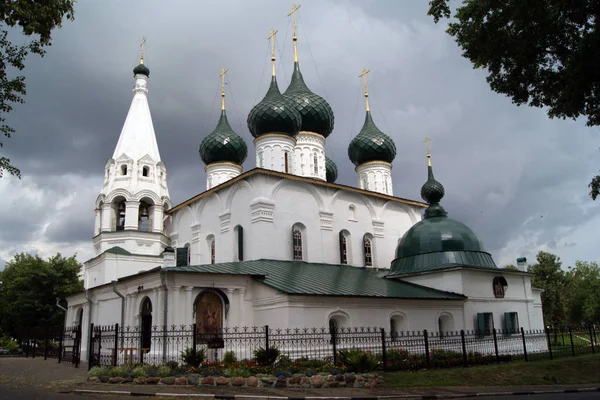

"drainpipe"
[56,297,68,328]
[112,280,125,344]
[84,288,92,363]
[160,269,168,363]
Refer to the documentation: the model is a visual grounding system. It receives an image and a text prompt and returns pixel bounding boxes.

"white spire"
[112,72,161,162]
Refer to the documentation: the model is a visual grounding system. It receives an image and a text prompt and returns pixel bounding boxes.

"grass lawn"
[383,353,600,388]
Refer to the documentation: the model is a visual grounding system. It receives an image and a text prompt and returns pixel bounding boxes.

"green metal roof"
[283,62,334,138]
[199,110,248,166]
[348,111,397,166]
[133,62,150,77]
[105,246,132,256]
[325,156,338,183]
[165,259,465,300]
[247,76,302,138]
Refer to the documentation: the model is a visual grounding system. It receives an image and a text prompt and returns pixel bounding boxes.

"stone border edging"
[60,386,600,399]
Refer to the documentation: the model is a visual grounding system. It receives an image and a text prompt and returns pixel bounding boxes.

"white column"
[237,288,246,327]
[152,205,164,233]
[131,292,139,326]
[254,134,296,173]
[171,286,181,326]
[152,288,160,327]
[156,287,164,328]
[293,132,326,180]
[225,288,234,328]
[185,286,194,326]
[124,200,140,230]
[205,162,243,190]
[124,294,131,326]
[101,203,113,232]
[356,161,393,196]
[94,208,102,235]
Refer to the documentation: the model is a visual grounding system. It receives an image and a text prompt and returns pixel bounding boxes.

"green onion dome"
[199,110,248,165]
[325,156,338,183]
[390,159,497,275]
[283,62,334,138]
[133,62,150,77]
[247,76,302,138]
[348,111,396,166]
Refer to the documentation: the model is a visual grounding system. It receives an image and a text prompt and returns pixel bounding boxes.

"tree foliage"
[565,260,600,325]
[428,0,600,199]
[0,0,75,178]
[528,251,569,328]
[0,252,83,338]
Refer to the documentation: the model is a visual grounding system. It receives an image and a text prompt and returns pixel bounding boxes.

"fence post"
[589,326,595,354]
[423,329,430,368]
[192,324,197,351]
[24,331,30,358]
[380,328,387,372]
[44,327,49,360]
[593,325,598,349]
[460,330,467,367]
[332,328,337,366]
[265,325,269,351]
[113,323,119,367]
[75,323,82,368]
[520,327,528,362]
[58,326,64,364]
[32,334,36,359]
[87,323,94,371]
[569,327,575,356]
[546,328,553,360]
[492,328,499,363]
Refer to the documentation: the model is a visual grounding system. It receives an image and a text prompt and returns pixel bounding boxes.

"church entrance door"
[140,297,152,352]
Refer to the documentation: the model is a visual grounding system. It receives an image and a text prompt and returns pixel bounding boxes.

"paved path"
[2,356,600,399]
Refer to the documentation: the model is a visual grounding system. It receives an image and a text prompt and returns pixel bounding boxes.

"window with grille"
[284,152,289,173]
[340,234,348,264]
[313,153,318,175]
[364,237,373,266]
[293,229,303,260]
[210,240,215,264]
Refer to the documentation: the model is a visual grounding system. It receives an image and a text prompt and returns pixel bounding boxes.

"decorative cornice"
[250,198,275,223]
[219,211,232,233]
[205,162,244,173]
[319,210,334,231]
[254,133,297,144]
[372,219,385,238]
[355,160,392,172]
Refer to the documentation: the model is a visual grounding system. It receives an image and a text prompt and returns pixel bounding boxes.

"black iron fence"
[18,325,82,367]
[87,323,599,371]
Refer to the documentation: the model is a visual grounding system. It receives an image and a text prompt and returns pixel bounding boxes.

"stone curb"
[58,386,600,399]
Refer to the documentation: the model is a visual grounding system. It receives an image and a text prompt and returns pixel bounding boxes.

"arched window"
[185,243,191,266]
[194,290,228,341]
[142,166,149,177]
[115,199,126,231]
[328,311,350,344]
[293,229,303,260]
[234,225,244,261]
[384,177,389,194]
[313,153,318,175]
[348,205,356,220]
[362,175,368,190]
[284,152,289,173]
[438,313,454,337]
[121,164,128,175]
[211,240,216,264]
[338,230,350,265]
[390,313,407,341]
[138,200,151,232]
[363,235,373,266]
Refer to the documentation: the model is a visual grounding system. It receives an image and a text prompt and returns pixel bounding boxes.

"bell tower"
[93,38,171,259]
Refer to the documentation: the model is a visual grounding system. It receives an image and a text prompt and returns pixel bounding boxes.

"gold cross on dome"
[288,4,302,62]
[220,68,228,110]
[268,29,278,76]
[140,36,147,63]
[358,68,371,111]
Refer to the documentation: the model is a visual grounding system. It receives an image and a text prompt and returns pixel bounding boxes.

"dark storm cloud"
[1,0,598,267]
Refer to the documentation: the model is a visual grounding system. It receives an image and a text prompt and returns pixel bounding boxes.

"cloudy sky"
[1,0,599,271]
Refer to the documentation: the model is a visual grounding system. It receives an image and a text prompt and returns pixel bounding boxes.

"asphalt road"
[1,385,600,400]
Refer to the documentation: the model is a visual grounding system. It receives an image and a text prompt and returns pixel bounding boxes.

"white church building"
[65,19,544,362]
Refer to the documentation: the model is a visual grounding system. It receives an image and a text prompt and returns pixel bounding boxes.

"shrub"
[181,347,206,368]
[109,366,130,377]
[387,348,410,361]
[273,354,291,369]
[157,366,172,377]
[338,348,378,373]
[165,360,179,370]
[0,336,20,354]
[223,351,237,364]
[130,366,147,378]
[88,366,109,377]
[253,347,280,366]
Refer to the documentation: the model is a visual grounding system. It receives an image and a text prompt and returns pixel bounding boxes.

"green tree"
[427,1,600,199]
[0,1,76,178]
[566,260,600,325]
[527,251,569,329]
[503,264,519,271]
[0,252,83,338]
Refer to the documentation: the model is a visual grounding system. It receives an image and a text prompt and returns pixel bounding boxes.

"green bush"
[0,336,20,353]
[338,348,378,373]
[165,360,179,370]
[130,366,147,378]
[253,347,280,366]
[223,351,237,364]
[181,347,206,368]
[273,354,291,369]
[157,366,172,377]
[88,366,109,377]
[109,366,130,377]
